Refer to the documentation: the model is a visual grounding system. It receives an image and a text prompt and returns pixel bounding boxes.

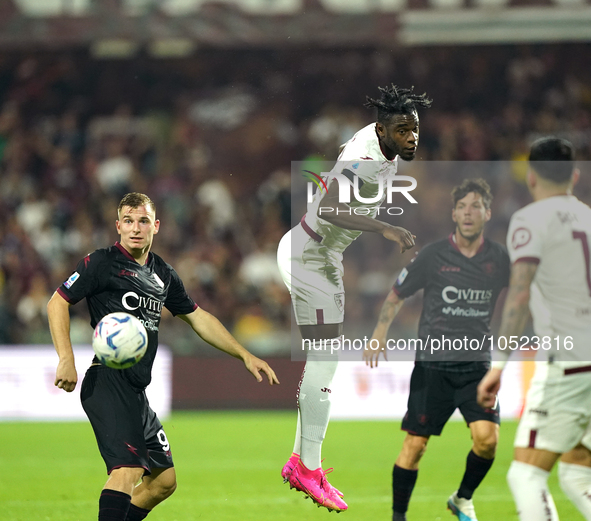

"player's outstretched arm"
[47,291,78,392]
[477,261,537,407]
[178,308,280,385]
[318,179,416,252]
[381,225,416,253]
[364,289,405,368]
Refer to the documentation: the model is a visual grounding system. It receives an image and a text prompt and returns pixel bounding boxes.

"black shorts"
[401,363,500,437]
[80,364,173,475]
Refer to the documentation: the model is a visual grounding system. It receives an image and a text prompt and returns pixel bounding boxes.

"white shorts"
[514,362,591,454]
[277,224,345,326]
[582,429,591,452]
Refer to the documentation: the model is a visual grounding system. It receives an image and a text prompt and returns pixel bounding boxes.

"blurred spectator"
[16,273,51,343]
[196,178,236,240]
[0,42,590,350]
[239,240,284,289]
[95,138,134,196]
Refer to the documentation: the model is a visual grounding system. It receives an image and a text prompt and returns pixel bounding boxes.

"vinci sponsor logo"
[442,307,490,318]
[63,272,80,289]
[441,286,493,304]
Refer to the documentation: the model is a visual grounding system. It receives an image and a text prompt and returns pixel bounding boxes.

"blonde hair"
[117,193,155,217]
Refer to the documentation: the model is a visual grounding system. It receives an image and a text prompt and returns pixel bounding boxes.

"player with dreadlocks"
[277,85,432,512]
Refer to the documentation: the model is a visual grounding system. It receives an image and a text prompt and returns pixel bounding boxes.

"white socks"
[507,461,559,521]
[506,460,591,520]
[296,350,339,470]
[559,462,591,520]
[292,408,302,455]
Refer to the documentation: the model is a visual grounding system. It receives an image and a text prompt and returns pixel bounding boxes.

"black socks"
[457,450,494,500]
[126,503,151,521]
[99,489,131,521]
[393,464,418,515]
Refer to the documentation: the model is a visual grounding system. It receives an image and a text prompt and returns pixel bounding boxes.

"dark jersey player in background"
[364,179,510,521]
[47,192,279,521]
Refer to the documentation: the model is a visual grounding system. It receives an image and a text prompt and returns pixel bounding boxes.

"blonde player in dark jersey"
[49,192,278,521]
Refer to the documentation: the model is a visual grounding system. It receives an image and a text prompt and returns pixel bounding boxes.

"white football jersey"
[507,195,591,363]
[304,123,398,253]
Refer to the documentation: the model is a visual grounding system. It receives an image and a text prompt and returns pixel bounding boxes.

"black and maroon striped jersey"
[393,233,510,370]
[58,242,197,389]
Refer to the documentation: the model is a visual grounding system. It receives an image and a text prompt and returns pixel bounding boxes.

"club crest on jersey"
[512,227,532,250]
[482,262,497,276]
[334,293,345,312]
[63,272,80,289]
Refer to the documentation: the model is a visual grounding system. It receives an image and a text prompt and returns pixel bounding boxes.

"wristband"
[491,359,507,371]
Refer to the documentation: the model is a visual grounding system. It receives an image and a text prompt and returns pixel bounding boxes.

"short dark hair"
[528,137,575,184]
[451,179,493,209]
[118,193,155,216]
[365,84,432,125]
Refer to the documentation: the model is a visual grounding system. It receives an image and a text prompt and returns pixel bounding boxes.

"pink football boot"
[288,460,348,513]
[283,454,344,498]
[281,452,300,483]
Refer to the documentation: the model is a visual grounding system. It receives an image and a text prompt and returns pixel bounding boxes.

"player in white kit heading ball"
[277,85,432,512]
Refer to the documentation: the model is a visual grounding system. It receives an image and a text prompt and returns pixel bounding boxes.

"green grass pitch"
[0,412,583,521]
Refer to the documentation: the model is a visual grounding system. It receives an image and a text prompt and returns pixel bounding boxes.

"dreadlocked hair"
[365,85,432,124]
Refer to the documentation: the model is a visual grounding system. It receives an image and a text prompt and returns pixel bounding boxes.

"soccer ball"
[93,312,148,369]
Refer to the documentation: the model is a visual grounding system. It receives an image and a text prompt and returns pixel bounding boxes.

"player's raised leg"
[123,403,177,520]
[100,467,145,521]
[281,408,302,483]
[126,467,177,520]
[277,230,346,509]
[297,326,340,471]
[287,324,347,511]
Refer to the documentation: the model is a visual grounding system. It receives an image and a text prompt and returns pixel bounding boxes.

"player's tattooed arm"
[364,289,405,368]
[497,261,538,341]
[478,261,538,407]
[178,308,280,385]
[47,291,78,392]
[318,176,415,252]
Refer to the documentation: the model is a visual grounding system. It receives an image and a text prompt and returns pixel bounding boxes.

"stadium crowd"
[1,43,590,351]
